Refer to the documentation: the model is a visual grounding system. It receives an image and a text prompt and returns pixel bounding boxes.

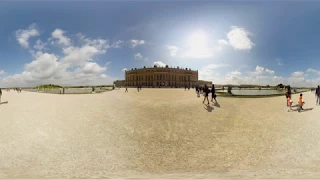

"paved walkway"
[0,89,320,179]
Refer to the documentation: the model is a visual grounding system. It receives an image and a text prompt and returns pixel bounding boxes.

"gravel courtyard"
[0,88,320,179]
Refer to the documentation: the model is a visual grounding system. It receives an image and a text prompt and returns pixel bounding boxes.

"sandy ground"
[0,88,320,179]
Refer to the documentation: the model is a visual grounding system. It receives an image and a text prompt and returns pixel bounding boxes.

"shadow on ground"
[204,104,214,112]
[289,107,313,112]
[0,101,8,105]
[214,102,221,108]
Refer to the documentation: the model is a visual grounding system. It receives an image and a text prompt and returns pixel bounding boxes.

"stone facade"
[124,65,198,87]
[115,65,212,88]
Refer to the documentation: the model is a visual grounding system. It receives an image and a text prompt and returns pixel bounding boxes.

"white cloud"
[51,29,71,46]
[198,66,319,87]
[1,28,116,87]
[291,71,305,78]
[226,26,254,51]
[223,71,319,87]
[122,68,127,72]
[100,74,107,78]
[82,62,106,74]
[61,37,107,67]
[153,61,166,67]
[251,66,275,75]
[276,58,283,66]
[218,39,229,45]
[0,70,6,75]
[273,76,284,82]
[265,68,275,75]
[230,71,242,76]
[134,53,148,61]
[134,53,143,60]
[105,61,111,66]
[252,66,265,75]
[307,68,320,75]
[131,39,145,48]
[111,40,123,48]
[15,24,39,48]
[199,64,230,81]
[23,53,62,80]
[168,45,179,57]
[164,27,254,59]
[29,50,44,58]
[34,39,46,50]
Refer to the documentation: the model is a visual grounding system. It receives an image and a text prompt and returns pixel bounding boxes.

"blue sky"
[0,1,320,87]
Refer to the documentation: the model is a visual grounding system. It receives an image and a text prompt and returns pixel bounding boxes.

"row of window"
[126,75,195,81]
[126,71,196,74]
[126,82,194,86]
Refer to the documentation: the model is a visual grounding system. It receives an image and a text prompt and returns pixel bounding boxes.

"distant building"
[115,65,212,87]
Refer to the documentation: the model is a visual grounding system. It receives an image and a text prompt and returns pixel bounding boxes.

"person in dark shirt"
[0,88,2,103]
[202,84,210,105]
[211,84,217,103]
[287,86,292,98]
[316,85,320,105]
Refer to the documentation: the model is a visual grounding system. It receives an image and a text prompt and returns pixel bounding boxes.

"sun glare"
[184,30,212,58]
[187,31,208,48]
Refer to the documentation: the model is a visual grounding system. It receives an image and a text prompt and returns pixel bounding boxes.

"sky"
[1,0,320,87]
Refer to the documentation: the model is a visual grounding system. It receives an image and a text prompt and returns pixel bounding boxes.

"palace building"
[114,65,212,87]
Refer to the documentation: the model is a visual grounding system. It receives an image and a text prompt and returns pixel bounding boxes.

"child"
[298,93,305,112]
[287,96,293,112]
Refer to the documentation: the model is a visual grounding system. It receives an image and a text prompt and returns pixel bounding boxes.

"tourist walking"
[211,84,217,103]
[316,85,320,105]
[285,88,289,100]
[227,86,232,95]
[0,88,2,103]
[125,86,128,92]
[202,84,210,105]
[287,86,292,98]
